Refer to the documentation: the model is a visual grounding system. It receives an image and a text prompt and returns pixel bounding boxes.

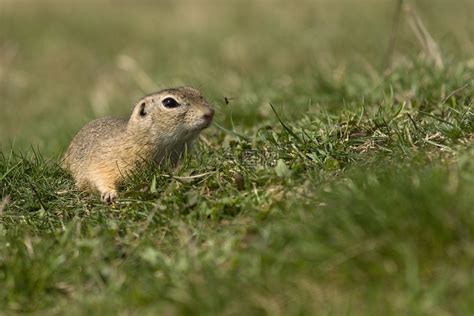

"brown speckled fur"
[62,87,214,203]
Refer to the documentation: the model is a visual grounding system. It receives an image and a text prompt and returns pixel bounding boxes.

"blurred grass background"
[2,0,473,154]
[1,0,474,314]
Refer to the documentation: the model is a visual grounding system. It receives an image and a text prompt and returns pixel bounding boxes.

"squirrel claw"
[101,191,118,204]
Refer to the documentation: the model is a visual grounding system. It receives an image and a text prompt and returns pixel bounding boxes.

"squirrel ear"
[138,102,147,117]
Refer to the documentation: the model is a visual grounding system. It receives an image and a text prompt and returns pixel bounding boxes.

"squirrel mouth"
[198,118,213,129]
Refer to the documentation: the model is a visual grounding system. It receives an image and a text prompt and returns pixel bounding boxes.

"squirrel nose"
[202,108,214,121]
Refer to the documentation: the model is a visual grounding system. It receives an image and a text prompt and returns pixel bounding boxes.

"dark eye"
[162,97,180,108]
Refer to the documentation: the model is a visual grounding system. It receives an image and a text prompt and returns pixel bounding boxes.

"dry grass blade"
[405,4,444,69]
[440,81,473,105]
[116,54,157,92]
[0,195,11,213]
[172,171,216,180]
[383,0,404,70]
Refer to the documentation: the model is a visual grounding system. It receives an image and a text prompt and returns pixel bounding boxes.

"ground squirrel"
[62,86,214,203]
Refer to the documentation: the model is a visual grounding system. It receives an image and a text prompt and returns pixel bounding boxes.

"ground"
[1,0,473,315]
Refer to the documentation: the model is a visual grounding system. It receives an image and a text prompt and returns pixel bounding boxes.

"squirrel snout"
[202,108,214,121]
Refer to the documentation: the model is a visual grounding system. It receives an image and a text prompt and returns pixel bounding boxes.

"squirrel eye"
[162,97,180,108]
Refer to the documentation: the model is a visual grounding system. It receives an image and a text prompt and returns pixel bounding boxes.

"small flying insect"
[224,96,235,105]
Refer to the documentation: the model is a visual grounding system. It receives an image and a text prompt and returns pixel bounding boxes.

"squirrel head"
[128,86,214,143]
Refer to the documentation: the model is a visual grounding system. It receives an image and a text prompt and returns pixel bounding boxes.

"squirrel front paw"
[101,190,118,204]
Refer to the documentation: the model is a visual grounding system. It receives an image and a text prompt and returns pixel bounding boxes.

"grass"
[1,0,474,314]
